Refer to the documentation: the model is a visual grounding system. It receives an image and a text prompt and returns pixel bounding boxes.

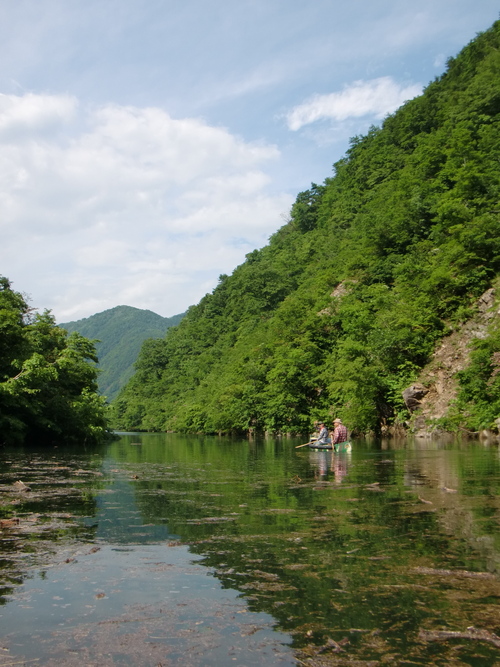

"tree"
[0,277,109,445]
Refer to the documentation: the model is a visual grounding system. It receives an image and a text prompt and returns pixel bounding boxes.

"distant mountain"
[61,305,185,401]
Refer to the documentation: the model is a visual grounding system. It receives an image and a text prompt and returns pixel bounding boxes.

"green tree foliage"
[0,277,108,445]
[112,21,500,435]
[444,319,500,431]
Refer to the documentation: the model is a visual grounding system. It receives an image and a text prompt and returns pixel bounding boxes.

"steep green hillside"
[112,22,500,435]
[61,306,185,400]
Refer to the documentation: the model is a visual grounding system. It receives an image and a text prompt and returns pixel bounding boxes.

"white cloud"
[0,92,291,321]
[286,77,423,131]
[0,92,77,136]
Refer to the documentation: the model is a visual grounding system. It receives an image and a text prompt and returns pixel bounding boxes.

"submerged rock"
[13,480,31,492]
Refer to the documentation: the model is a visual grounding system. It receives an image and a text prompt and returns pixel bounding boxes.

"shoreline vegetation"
[0,276,109,447]
[115,427,500,443]
[111,21,500,441]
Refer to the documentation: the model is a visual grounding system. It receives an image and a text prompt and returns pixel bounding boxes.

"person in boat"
[331,418,348,446]
[315,422,330,445]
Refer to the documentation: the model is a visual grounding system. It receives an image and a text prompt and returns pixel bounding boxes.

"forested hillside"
[0,277,108,445]
[61,306,185,400]
[112,21,500,436]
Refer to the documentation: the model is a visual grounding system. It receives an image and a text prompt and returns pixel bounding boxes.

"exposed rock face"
[406,286,499,437]
[318,280,358,316]
[331,282,350,299]
[330,280,358,300]
[478,287,496,314]
[402,383,429,412]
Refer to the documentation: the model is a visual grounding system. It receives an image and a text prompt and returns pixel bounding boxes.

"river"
[0,433,499,666]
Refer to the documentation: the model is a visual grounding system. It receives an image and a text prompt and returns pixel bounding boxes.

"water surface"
[0,434,499,665]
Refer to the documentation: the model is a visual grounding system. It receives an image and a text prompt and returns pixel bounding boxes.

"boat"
[308,440,352,452]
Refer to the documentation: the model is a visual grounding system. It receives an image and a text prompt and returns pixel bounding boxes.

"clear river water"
[0,433,499,666]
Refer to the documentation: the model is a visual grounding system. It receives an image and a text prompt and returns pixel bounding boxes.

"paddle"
[295,440,315,449]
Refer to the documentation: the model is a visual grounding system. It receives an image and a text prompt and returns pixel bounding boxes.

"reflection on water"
[309,449,351,483]
[0,434,499,665]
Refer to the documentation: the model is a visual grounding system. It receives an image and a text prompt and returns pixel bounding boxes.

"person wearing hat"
[331,418,348,446]
[315,422,329,445]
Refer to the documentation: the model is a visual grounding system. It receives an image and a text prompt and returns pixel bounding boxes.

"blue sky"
[0,0,498,321]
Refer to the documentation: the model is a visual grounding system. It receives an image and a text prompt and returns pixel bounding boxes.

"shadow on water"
[0,433,499,665]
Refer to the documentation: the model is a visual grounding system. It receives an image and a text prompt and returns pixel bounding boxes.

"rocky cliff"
[403,286,500,440]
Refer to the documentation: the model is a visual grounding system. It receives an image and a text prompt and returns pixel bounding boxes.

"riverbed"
[0,434,499,666]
